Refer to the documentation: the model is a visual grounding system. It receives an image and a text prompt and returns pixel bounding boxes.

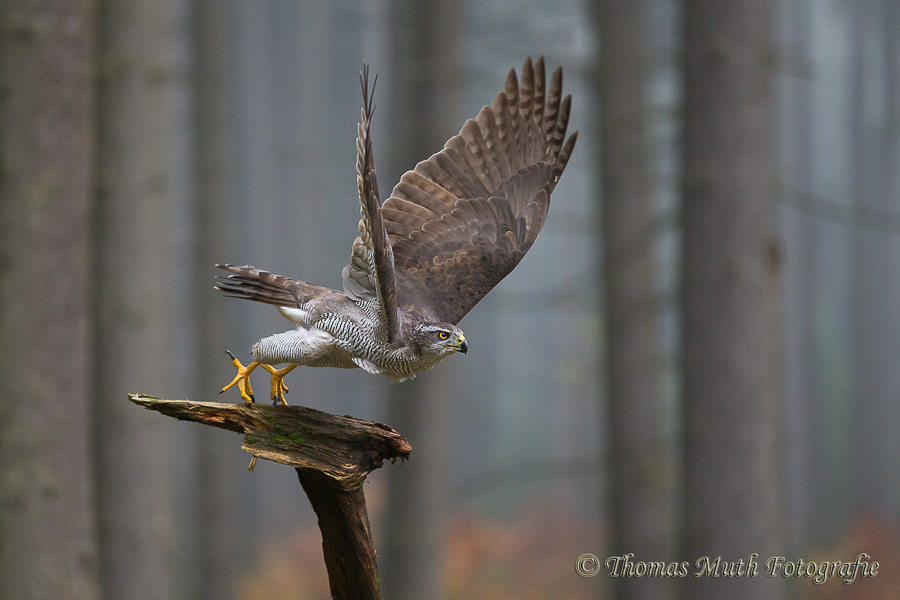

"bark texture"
[192,2,242,597]
[94,1,176,597]
[681,1,785,599]
[0,1,101,598]
[595,1,677,597]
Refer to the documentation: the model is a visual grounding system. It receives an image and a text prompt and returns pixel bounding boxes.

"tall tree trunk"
[594,1,676,598]
[191,1,242,598]
[379,1,461,598]
[681,1,784,599]
[777,0,817,551]
[881,0,900,512]
[850,0,900,516]
[0,1,102,598]
[94,1,176,598]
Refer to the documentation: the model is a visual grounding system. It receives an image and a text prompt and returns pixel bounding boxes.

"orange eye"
[439,332,449,340]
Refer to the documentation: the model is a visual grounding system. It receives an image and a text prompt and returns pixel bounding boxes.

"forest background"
[1,1,898,599]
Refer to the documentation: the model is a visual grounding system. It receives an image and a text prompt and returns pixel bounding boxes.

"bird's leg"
[219,350,260,404]
[261,363,299,405]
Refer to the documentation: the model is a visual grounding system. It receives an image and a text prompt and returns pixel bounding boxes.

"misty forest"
[1,0,899,599]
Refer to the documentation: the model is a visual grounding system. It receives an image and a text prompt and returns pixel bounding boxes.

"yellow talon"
[219,351,260,404]
[261,363,298,405]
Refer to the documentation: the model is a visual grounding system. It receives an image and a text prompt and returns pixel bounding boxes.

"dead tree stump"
[128,394,411,600]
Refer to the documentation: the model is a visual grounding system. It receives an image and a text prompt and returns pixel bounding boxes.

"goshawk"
[217,56,577,404]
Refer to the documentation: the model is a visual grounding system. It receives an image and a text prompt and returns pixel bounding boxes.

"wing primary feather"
[532,56,546,128]
[491,92,515,180]
[555,131,578,181]
[520,57,535,122]
[519,58,542,163]
[544,66,564,157]
[549,94,572,160]
[503,68,524,169]
[476,106,511,181]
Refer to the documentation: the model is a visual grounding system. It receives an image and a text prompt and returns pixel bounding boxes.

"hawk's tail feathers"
[215,264,303,307]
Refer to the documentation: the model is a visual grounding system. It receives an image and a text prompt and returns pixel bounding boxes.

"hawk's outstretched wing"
[341,64,400,341]
[382,56,577,325]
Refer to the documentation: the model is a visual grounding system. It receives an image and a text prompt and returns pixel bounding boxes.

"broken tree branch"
[128,393,411,599]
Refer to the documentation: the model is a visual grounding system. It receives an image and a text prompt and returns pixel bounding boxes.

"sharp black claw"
[226,350,237,360]
[217,389,224,394]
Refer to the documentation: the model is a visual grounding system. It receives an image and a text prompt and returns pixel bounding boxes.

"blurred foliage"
[443,496,601,600]
[237,494,601,600]
[798,515,900,600]
[238,528,330,600]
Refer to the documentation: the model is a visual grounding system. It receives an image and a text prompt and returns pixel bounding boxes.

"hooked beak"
[457,337,468,354]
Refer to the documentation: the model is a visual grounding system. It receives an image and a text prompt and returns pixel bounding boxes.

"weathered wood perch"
[128,393,411,600]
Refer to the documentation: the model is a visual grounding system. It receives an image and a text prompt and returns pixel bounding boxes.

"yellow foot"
[261,363,299,405]
[218,351,260,404]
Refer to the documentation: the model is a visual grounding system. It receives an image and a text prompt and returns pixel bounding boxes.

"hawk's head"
[413,323,468,358]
